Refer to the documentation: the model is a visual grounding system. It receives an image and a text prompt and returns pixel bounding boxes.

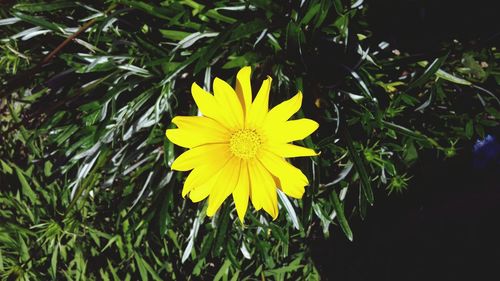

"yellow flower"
[166,67,319,221]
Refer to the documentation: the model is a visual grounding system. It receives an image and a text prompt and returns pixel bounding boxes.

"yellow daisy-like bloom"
[166,67,319,221]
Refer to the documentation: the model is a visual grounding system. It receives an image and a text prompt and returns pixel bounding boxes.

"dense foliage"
[0,1,498,280]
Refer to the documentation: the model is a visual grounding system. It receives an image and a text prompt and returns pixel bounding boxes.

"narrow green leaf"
[44,161,53,177]
[229,270,240,281]
[408,54,448,90]
[134,254,149,281]
[0,159,13,174]
[159,29,191,41]
[213,259,231,281]
[51,246,58,278]
[13,1,77,12]
[264,264,303,276]
[0,249,4,272]
[141,257,163,281]
[342,128,374,204]
[213,205,231,257]
[277,189,300,230]
[331,191,353,241]
[118,0,173,20]
[229,19,266,43]
[312,202,331,235]
[436,69,472,85]
[181,0,236,24]
[383,121,439,147]
[18,234,30,261]
[14,166,37,203]
[465,120,473,139]
[107,259,121,281]
[300,3,321,26]
[13,12,64,32]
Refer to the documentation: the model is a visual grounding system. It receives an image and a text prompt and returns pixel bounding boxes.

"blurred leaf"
[13,1,77,12]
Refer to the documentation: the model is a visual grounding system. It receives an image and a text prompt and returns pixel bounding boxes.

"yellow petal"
[258,149,309,186]
[232,160,250,222]
[170,144,229,171]
[191,82,231,129]
[235,66,252,119]
[189,167,226,203]
[266,143,318,158]
[280,179,306,199]
[206,157,241,217]
[165,126,226,148]
[213,77,244,129]
[264,91,302,124]
[250,181,262,210]
[247,76,272,128]
[182,150,232,197]
[189,179,215,202]
[172,116,229,136]
[248,159,278,219]
[166,116,230,148]
[182,168,203,197]
[266,118,319,144]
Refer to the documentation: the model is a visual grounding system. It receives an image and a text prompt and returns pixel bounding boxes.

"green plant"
[0,1,498,280]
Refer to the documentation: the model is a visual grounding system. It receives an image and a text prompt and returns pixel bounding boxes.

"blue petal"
[473,134,500,169]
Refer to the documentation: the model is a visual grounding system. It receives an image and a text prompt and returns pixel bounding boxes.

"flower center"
[229,129,262,159]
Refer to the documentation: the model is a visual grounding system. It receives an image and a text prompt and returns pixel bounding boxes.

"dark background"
[312,144,500,280]
[366,0,499,53]
[312,1,500,280]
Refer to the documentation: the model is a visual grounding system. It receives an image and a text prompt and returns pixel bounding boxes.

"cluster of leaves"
[0,0,498,280]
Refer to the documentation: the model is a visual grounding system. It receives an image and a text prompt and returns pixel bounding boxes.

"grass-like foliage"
[0,1,498,280]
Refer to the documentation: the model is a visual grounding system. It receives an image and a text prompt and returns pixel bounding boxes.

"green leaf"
[264,263,303,276]
[18,234,30,261]
[44,161,53,177]
[403,141,419,164]
[383,121,438,147]
[408,54,449,91]
[300,3,321,26]
[141,256,164,281]
[13,1,77,12]
[13,12,64,32]
[134,254,149,281]
[229,270,240,281]
[465,120,473,139]
[436,69,472,85]
[342,128,374,204]
[222,52,259,69]
[0,159,13,174]
[118,0,174,20]
[51,246,58,278]
[227,18,267,43]
[213,259,231,281]
[14,166,37,204]
[159,29,191,41]
[181,0,236,24]
[277,190,300,230]
[213,205,231,257]
[331,191,353,241]
[312,202,331,235]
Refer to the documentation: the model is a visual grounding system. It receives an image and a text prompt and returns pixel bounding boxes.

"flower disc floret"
[229,129,262,159]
